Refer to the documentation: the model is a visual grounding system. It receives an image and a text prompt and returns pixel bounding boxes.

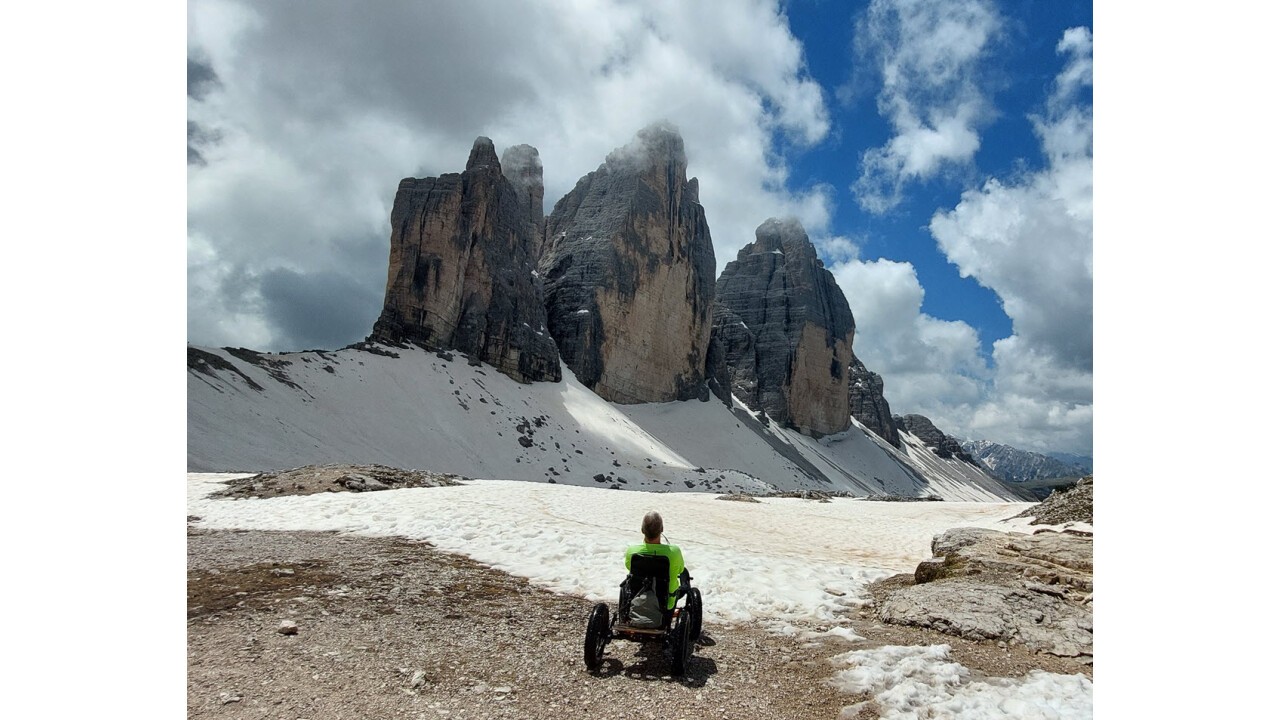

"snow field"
[188,475,1088,718]
[188,475,1024,627]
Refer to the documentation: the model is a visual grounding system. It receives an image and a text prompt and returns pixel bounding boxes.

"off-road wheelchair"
[582,554,703,675]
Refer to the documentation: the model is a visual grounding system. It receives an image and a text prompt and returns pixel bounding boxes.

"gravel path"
[188,527,854,720]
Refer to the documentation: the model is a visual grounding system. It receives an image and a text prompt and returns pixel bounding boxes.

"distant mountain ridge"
[1047,452,1093,473]
[962,440,1091,484]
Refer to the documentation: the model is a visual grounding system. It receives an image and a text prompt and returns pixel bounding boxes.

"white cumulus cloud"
[832,26,1093,455]
[851,0,1001,213]
[927,26,1093,452]
[830,258,988,413]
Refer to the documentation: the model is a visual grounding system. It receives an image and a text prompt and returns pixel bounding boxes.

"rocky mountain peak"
[540,124,716,404]
[848,356,901,447]
[369,136,560,383]
[466,136,500,171]
[602,121,687,175]
[748,217,810,255]
[501,145,544,213]
[894,414,977,464]
[710,218,855,437]
[501,144,546,261]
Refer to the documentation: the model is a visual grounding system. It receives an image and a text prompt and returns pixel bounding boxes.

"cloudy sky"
[187,0,1093,456]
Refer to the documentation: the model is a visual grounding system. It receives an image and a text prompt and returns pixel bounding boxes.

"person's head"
[641,511,663,543]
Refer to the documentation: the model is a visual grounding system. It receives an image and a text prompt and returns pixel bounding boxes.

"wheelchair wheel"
[670,608,693,676]
[583,603,610,671]
[688,588,703,643]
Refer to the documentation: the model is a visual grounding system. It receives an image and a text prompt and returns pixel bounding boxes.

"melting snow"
[830,644,1092,719]
[187,475,1088,717]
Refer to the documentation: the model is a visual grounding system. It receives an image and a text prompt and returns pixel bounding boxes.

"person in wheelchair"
[582,510,703,674]
[621,511,691,628]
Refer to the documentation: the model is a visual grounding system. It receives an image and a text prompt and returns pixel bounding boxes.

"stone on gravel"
[339,473,390,492]
[877,578,1092,656]
[716,493,762,503]
[278,620,299,636]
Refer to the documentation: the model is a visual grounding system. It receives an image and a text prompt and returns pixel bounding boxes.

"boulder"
[369,137,560,383]
[540,123,716,403]
[874,527,1094,661]
[877,579,1093,658]
[711,218,855,437]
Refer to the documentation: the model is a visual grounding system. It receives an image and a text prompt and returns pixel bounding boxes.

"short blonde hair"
[641,511,663,540]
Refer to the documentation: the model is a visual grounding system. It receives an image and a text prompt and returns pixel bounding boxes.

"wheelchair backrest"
[627,553,670,610]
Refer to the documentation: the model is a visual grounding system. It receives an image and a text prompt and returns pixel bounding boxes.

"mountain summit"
[539,123,716,403]
[370,137,560,383]
[711,218,855,437]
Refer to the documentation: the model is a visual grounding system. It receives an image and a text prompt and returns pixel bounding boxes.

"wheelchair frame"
[583,554,703,675]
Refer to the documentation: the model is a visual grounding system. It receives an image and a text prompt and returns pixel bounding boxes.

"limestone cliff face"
[711,218,855,437]
[540,123,716,403]
[849,355,901,447]
[369,137,561,383]
[500,144,545,260]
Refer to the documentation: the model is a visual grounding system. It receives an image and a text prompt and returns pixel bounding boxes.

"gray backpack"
[628,579,663,628]
[624,553,670,628]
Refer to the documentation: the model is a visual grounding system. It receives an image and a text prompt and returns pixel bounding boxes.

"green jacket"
[624,542,684,610]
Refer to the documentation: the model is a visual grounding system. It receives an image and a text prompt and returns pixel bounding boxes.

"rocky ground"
[211,464,467,500]
[1015,475,1093,526]
[189,467,1091,719]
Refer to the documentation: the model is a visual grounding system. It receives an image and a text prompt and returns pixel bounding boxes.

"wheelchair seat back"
[623,553,670,628]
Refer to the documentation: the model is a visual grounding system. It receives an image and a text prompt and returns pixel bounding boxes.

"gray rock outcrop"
[501,144,546,260]
[703,324,733,406]
[540,123,716,403]
[894,414,976,463]
[874,527,1093,661]
[1015,475,1094,526]
[369,137,560,383]
[711,218,855,437]
[849,356,900,447]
